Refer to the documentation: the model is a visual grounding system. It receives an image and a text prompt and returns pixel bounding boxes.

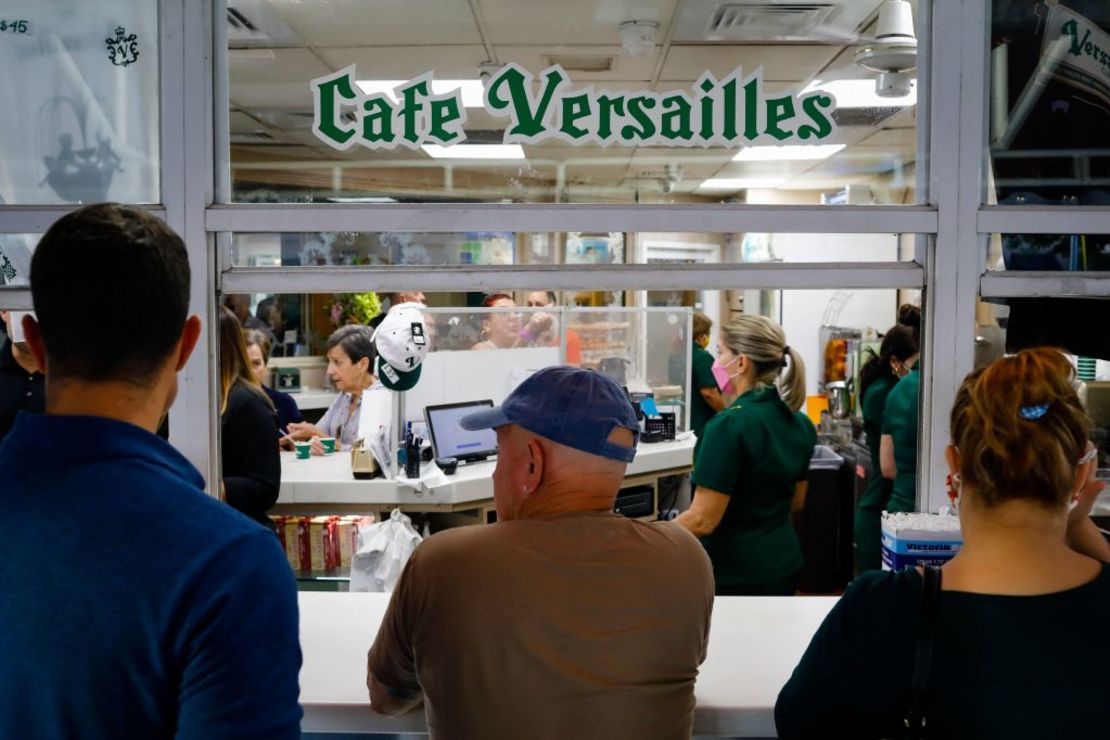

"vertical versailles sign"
[1041,4,1110,107]
[311,63,838,150]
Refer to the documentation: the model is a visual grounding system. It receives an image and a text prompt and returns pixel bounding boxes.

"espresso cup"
[320,436,337,454]
[294,441,311,459]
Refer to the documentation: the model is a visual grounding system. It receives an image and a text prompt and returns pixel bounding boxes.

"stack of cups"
[1077,356,1097,382]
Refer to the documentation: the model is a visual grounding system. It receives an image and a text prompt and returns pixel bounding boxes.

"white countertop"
[279,435,696,506]
[298,591,837,737]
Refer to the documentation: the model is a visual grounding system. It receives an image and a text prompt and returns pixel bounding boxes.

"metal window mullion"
[0,206,166,233]
[978,206,1110,234]
[219,262,924,295]
[913,0,933,265]
[205,204,939,235]
[919,0,989,513]
[162,0,217,487]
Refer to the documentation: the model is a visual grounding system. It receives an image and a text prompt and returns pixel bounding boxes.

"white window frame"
[3,0,1109,512]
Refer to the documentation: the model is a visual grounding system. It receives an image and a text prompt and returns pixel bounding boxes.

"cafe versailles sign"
[311,63,838,150]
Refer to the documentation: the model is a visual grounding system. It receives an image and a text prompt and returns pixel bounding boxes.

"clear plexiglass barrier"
[398,306,692,434]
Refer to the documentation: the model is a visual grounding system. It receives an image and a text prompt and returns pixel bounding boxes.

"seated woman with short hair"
[286,325,376,455]
[776,347,1110,739]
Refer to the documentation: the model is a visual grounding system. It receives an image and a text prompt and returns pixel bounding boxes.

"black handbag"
[901,565,943,739]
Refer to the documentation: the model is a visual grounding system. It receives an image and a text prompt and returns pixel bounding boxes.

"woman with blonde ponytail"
[676,315,816,595]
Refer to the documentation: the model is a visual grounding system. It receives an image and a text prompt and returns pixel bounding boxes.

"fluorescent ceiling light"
[422,144,525,160]
[698,177,785,190]
[804,79,916,109]
[356,80,485,108]
[732,144,845,162]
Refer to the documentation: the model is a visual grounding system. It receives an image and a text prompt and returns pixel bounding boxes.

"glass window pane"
[226,287,913,418]
[986,232,1110,271]
[0,234,39,286]
[236,287,916,583]
[225,0,924,204]
[229,230,915,267]
[0,1,160,204]
[988,2,1110,204]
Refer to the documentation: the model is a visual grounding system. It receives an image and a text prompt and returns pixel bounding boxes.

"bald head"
[491,424,634,521]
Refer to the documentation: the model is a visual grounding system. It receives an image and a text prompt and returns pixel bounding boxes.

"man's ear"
[22,314,47,372]
[524,438,545,494]
[175,315,202,372]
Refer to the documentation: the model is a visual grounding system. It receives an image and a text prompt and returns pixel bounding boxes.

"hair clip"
[1019,404,1050,420]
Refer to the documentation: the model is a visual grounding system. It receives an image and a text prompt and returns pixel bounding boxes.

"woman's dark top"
[221,382,281,528]
[263,383,304,435]
[776,564,1110,739]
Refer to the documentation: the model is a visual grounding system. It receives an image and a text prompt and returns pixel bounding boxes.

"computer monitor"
[423,400,499,463]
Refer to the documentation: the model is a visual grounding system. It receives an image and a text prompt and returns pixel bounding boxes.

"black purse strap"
[903,565,943,738]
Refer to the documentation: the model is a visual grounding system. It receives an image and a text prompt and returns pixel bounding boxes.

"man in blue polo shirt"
[0,204,302,739]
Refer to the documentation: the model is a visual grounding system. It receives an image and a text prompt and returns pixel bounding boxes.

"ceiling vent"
[674,0,875,44]
[706,4,839,40]
[227,0,303,48]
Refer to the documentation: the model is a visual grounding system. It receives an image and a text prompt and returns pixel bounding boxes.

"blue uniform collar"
[2,413,205,489]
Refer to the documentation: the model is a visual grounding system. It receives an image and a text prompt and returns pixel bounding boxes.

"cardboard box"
[881,513,963,571]
[308,516,334,571]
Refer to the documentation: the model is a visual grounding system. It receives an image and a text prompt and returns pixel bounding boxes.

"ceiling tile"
[230,48,332,83]
[231,82,317,111]
[267,0,482,46]
[232,145,333,160]
[229,110,266,133]
[857,127,916,146]
[315,45,490,80]
[479,0,678,46]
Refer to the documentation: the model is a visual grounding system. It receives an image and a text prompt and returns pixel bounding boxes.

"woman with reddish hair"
[471,293,554,351]
[777,348,1110,738]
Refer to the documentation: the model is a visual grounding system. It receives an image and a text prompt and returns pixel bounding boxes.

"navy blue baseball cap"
[460,366,639,462]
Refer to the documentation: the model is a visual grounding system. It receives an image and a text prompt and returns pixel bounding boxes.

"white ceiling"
[228,0,918,197]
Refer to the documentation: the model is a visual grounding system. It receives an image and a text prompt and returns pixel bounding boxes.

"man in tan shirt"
[367,366,714,739]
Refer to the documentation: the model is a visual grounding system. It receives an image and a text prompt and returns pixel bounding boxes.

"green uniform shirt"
[859,373,898,510]
[691,386,817,591]
[776,565,1110,739]
[881,367,920,512]
[854,373,898,572]
[689,344,719,437]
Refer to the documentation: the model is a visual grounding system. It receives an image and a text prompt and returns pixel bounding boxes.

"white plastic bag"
[349,509,423,592]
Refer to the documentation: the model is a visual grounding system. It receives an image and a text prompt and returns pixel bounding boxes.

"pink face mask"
[711,357,738,394]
